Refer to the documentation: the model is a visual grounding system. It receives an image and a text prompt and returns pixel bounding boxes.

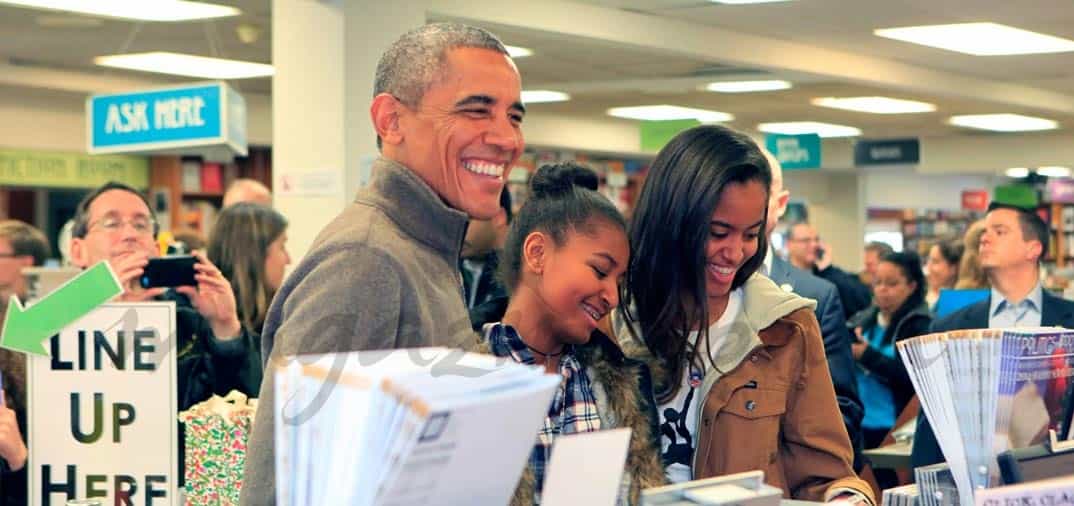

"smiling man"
[240,23,525,504]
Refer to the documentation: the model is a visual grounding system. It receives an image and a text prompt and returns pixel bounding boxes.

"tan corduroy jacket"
[612,274,875,504]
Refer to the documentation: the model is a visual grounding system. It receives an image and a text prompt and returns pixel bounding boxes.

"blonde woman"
[955,220,989,289]
[208,203,291,333]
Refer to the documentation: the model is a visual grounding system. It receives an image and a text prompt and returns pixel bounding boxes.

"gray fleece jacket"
[239,157,477,505]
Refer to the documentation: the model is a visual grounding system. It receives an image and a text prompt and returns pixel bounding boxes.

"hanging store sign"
[0,148,148,189]
[87,82,247,160]
[764,134,821,170]
[854,138,920,166]
[961,189,990,211]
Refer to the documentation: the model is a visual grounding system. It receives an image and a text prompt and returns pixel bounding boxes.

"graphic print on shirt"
[660,367,703,468]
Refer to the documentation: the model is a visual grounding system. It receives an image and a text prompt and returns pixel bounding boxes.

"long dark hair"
[621,125,772,402]
[880,250,927,329]
[208,203,288,332]
[499,162,626,292]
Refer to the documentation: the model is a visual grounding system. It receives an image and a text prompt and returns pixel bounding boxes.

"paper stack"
[273,347,561,506]
[881,484,920,506]
[898,328,1074,506]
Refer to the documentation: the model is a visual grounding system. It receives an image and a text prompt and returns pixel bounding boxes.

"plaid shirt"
[484,323,602,500]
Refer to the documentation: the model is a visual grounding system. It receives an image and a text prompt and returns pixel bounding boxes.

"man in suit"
[762,151,866,470]
[911,202,1074,468]
[786,222,874,319]
[460,187,512,330]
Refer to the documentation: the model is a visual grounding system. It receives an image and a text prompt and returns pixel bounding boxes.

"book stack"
[898,328,1074,506]
[273,348,561,506]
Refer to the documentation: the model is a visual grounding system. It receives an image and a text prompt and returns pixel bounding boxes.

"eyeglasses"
[88,215,157,236]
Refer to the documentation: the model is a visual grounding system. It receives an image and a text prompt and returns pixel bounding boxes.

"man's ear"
[522,231,548,276]
[774,189,790,221]
[1027,239,1044,263]
[69,237,88,268]
[370,93,405,146]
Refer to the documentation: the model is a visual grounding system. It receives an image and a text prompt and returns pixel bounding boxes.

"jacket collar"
[618,273,816,386]
[356,157,470,258]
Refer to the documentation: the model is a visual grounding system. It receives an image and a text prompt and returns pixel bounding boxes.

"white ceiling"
[1,0,1073,143]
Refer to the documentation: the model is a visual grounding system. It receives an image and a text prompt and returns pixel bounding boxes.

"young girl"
[611,125,874,504]
[477,162,664,505]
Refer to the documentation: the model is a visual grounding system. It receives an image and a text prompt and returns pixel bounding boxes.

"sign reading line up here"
[29,303,178,506]
[87,82,247,158]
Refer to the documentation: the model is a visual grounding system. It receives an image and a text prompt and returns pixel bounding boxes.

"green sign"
[640,119,700,152]
[1,261,123,356]
[0,148,149,189]
[765,133,821,170]
[993,184,1039,209]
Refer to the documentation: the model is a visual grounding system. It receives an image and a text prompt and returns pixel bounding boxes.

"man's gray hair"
[374,22,509,107]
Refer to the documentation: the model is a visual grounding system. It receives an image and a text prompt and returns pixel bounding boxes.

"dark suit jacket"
[460,251,510,330]
[816,265,873,319]
[769,254,866,470]
[910,289,1074,470]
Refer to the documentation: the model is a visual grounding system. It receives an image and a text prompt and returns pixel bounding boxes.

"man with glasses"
[786,222,871,318]
[912,203,1074,468]
[68,182,262,411]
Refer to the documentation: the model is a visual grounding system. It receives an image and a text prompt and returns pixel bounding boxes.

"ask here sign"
[28,303,178,506]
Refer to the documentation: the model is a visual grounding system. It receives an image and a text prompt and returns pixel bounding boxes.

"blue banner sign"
[764,134,821,170]
[88,82,246,157]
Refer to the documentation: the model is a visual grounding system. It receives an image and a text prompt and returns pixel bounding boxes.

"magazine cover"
[995,329,1074,453]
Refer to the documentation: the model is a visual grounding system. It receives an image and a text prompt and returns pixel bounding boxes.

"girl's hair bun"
[529,162,600,199]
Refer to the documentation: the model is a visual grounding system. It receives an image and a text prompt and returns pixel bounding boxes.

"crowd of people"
[0,21,1069,506]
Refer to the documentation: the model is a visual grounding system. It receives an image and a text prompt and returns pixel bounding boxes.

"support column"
[272,0,425,262]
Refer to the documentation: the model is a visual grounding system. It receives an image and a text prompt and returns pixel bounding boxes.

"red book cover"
[201,163,223,194]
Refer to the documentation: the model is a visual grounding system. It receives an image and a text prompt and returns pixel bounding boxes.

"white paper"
[542,428,632,506]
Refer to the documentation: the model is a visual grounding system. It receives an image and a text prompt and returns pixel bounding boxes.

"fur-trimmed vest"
[472,329,667,505]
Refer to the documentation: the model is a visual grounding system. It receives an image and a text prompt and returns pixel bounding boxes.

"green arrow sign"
[1,261,123,356]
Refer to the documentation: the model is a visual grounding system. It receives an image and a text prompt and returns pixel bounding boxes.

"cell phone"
[139,255,197,288]
[815,246,826,259]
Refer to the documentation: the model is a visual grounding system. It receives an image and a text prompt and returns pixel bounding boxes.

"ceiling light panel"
[947,113,1058,132]
[811,96,936,114]
[874,22,1074,56]
[95,52,274,79]
[706,80,792,93]
[1038,166,1072,178]
[607,105,733,122]
[1005,167,1030,178]
[709,0,793,4]
[757,121,861,138]
[521,90,570,104]
[505,45,533,58]
[0,0,240,22]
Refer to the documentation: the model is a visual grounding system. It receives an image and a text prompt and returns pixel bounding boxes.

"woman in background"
[956,220,989,289]
[848,251,931,450]
[208,203,291,334]
[924,239,964,310]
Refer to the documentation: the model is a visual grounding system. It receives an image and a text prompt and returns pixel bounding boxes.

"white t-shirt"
[658,288,743,484]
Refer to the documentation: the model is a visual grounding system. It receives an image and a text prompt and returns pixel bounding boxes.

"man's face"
[70,189,158,267]
[394,47,524,220]
[864,250,882,278]
[786,224,819,267]
[0,237,33,300]
[979,208,1040,271]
